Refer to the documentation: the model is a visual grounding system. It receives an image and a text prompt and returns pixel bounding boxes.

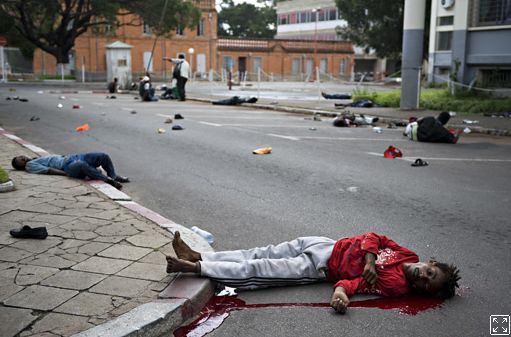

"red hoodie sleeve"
[334,277,388,297]
[360,232,413,256]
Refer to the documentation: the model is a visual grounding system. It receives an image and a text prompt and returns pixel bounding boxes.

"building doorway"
[238,57,246,81]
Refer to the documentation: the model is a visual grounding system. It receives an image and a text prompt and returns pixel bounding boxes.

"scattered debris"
[29,116,40,121]
[174,113,184,119]
[130,110,137,114]
[5,97,11,100]
[72,104,81,109]
[463,127,471,134]
[57,103,63,108]
[13,96,19,100]
[390,120,408,127]
[100,112,107,116]
[157,128,166,134]
[106,95,117,99]
[37,90,44,94]
[9,88,16,92]
[309,127,317,131]
[75,124,90,132]
[411,158,428,167]
[59,96,66,100]
[172,125,184,130]
[484,112,510,118]
[19,98,29,102]
[372,127,383,134]
[253,147,272,155]
[313,114,322,121]
[270,101,279,105]
[449,111,457,117]
[164,118,173,124]
[463,120,479,124]
[387,123,397,129]
[383,145,403,159]
[134,96,139,100]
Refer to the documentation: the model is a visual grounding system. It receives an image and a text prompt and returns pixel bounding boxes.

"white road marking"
[199,121,223,127]
[300,136,408,141]
[122,107,134,111]
[156,113,174,118]
[366,152,511,163]
[24,144,47,153]
[267,133,300,141]
[92,102,106,106]
[346,186,359,192]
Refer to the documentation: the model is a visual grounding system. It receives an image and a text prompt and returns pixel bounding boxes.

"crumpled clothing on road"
[212,96,258,106]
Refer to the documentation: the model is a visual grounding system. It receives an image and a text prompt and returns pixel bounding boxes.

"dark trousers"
[64,153,117,182]
[177,77,188,101]
[417,117,455,143]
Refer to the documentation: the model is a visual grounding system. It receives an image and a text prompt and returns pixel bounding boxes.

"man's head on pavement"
[437,111,451,125]
[12,155,32,170]
[404,260,460,299]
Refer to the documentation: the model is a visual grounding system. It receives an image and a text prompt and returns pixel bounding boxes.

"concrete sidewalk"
[0,128,214,337]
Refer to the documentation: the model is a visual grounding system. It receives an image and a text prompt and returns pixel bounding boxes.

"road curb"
[188,97,511,137]
[0,126,215,337]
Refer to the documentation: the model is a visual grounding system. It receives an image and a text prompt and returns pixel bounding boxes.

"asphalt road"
[1,84,510,337]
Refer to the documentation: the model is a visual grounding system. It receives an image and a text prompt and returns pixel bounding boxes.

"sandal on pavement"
[10,225,48,239]
[411,158,429,167]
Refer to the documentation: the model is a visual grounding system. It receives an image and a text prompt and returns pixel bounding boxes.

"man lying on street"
[12,152,129,190]
[404,111,461,143]
[166,231,460,314]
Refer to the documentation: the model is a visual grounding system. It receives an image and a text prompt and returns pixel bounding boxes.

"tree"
[0,0,200,66]
[335,0,430,60]
[218,0,276,38]
[335,0,404,59]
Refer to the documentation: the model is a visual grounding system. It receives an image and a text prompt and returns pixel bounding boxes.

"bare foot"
[172,231,201,262]
[166,256,198,273]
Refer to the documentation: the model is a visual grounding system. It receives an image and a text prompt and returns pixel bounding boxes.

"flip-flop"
[10,225,48,239]
[411,158,429,167]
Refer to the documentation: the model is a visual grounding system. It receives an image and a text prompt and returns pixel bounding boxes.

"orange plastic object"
[253,147,272,155]
[75,124,90,132]
[383,145,403,159]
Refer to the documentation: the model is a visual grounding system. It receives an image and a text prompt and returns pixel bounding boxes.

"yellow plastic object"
[253,147,272,155]
[157,128,166,134]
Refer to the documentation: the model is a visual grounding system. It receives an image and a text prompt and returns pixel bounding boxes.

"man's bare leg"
[172,231,201,262]
[166,256,199,273]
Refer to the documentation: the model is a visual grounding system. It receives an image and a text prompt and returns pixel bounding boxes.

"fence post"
[0,46,6,83]
[228,71,232,90]
[257,67,261,100]
[81,56,85,83]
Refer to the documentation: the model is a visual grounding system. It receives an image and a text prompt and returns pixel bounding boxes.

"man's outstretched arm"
[330,286,350,314]
[47,168,67,176]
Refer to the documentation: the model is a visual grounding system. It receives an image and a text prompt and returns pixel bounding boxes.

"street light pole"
[188,47,194,80]
[312,8,319,80]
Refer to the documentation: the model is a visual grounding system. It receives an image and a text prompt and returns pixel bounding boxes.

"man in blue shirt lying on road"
[12,152,129,189]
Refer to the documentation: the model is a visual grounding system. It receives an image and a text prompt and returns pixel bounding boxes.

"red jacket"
[326,232,419,297]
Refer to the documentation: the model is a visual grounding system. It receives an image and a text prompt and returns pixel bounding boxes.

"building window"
[176,25,184,36]
[479,68,511,87]
[438,16,454,25]
[320,58,328,73]
[118,59,127,67]
[340,59,347,75]
[471,0,511,26]
[143,22,152,35]
[436,31,452,51]
[299,11,308,23]
[292,58,300,75]
[318,10,326,21]
[197,18,205,36]
[279,14,288,25]
[253,57,262,72]
[223,56,233,71]
[329,8,338,21]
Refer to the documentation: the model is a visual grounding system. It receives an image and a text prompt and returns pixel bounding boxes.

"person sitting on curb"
[12,152,129,189]
[108,77,118,94]
[140,76,158,102]
[404,112,461,143]
[166,231,460,314]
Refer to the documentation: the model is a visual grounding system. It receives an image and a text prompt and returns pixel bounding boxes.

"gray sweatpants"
[199,236,335,290]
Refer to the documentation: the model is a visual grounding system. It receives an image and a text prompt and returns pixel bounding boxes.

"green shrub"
[38,74,76,80]
[352,88,511,114]
[0,167,9,184]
